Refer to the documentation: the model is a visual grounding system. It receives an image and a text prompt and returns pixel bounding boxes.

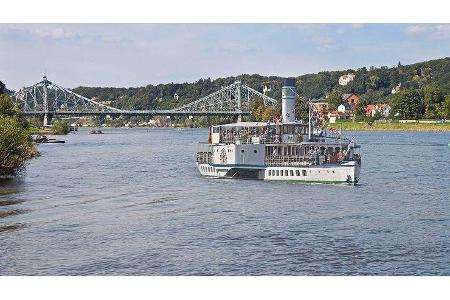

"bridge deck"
[23,110,251,117]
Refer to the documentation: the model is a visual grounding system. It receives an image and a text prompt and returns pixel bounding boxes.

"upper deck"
[210,121,309,145]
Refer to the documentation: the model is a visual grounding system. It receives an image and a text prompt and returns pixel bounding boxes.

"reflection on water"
[0,223,26,233]
[0,180,28,233]
[0,128,449,275]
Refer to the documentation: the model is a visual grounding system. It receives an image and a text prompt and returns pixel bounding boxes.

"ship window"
[276,170,279,176]
[285,170,288,176]
[241,150,244,153]
[296,170,300,176]
[212,127,219,133]
[290,170,294,176]
[254,150,257,154]
[302,170,307,176]
[332,170,335,173]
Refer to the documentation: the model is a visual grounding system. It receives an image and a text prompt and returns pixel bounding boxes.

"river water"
[0,128,449,275]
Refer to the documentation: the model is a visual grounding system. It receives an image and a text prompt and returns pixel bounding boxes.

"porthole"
[254,150,257,154]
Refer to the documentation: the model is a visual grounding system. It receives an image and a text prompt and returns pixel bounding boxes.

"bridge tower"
[236,81,242,122]
[42,76,52,126]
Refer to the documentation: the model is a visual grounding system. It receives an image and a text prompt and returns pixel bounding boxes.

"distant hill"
[72,57,450,114]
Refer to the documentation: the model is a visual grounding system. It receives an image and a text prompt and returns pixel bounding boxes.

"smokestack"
[281,78,296,123]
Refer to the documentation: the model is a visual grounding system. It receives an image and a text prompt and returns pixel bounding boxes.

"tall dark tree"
[390,89,425,119]
[0,81,5,94]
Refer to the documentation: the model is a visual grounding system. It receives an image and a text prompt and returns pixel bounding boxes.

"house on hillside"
[338,73,355,86]
[342,93,360,108]
[366,103,391,117]
[365,104,376,116]
[337,103,353,119]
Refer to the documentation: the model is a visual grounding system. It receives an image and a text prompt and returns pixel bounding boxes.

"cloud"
[350,23,364,29]
[405,25,430,35]
[405,24,450,39]
[34,27,75,39]
[0,25,134,44]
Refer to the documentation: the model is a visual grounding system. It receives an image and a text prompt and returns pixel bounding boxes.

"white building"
[391,83,401,94]
[337,103,348,113]
[338,73,355,86]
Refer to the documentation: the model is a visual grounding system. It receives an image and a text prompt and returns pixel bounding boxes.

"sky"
[1,23,449,90]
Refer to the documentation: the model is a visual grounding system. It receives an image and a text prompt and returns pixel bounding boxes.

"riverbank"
[335,121,450,132]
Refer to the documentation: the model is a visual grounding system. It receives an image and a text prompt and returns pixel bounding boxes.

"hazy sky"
[1,23,449,90]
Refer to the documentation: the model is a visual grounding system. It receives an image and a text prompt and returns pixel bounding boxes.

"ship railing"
[196,152,212,164]
[220,134,301,145]
[264,155,315,167]
[196,143,213,164]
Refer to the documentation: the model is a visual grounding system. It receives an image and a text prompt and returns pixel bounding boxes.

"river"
[0,128,449,275]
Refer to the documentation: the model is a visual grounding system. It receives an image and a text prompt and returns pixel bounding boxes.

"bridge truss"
[173,80,278,113]
[14,76,123,124]
[13,77,279,125]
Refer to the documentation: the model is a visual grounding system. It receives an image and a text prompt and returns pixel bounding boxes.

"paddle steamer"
[196,78,361,184]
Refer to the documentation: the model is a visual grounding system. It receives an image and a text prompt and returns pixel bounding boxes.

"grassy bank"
[335,121,450,132]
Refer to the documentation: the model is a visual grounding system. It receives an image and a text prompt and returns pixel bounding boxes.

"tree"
[423,85,445,118]
[436,95,450,119]
[327,90,342,110]
[354,95,369,118]
[390,89,425,119]
[0,94,19,117]
[52,120,70,134]
[0,116,37,176]
[0,93,28,128]
[261,106,275,122]
[368,75,380,89]
[0,90,37,176]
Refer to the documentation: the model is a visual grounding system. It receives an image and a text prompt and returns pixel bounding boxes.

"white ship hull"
[196,162,360,184]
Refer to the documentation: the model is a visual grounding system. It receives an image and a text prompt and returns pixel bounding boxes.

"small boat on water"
[32,135,65,144]
[90,130,104,134]
[196,78,362,184]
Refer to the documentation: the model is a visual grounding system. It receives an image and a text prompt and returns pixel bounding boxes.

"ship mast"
[308,98,312,141]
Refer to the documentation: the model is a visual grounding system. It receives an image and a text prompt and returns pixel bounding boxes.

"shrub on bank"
[52,120,70,135]
[0,115,38,176]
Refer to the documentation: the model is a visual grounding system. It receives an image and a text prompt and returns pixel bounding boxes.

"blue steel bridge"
[13,76,279,126]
